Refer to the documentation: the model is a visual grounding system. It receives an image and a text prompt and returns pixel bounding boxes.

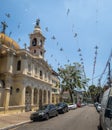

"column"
[37,89,39,107]
[20,87,25,105]
[3,87,10,113]
[50,91,52,103]
[46,90,48,104]
[42,90,44,105]
[31,88,34,105]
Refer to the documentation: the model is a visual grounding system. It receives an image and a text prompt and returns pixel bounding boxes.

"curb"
[0,120,32,130]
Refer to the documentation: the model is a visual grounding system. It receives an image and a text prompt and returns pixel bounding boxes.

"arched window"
[40,51,43,56]
[40,70,43,79]
[34,50,36,53]
[10,86,13,95]
[17,60,21,71]
[32,38,37,46]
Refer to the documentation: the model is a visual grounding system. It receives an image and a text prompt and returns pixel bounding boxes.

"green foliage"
[58,62,89,103]
[88,85,103,102]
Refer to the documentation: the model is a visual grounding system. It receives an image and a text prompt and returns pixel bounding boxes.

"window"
[107,97,112,109]
[40,70,43,79]
[34,50,36,53]
[17,60,21,71]
[10,86,13,95]
[16,88,20,93]
[32,38,37,46]
[40,40,43,46]
[40,51,43,56]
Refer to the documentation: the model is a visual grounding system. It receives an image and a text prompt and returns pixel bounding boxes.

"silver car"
[99,88,112,130]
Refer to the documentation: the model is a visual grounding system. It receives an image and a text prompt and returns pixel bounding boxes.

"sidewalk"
[0,111,33,130]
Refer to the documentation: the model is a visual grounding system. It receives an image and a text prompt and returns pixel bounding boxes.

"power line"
[98,49,112,86]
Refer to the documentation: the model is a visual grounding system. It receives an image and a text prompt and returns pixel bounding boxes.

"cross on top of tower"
[36,18,40,26]
[1,21,8,34]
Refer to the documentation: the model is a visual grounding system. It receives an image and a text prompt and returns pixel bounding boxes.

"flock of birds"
[0,8,99,85]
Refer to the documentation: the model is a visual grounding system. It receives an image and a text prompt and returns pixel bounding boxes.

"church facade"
[0,19,60,114]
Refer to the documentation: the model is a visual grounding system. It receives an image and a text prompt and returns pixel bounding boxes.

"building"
[0,19,60,114]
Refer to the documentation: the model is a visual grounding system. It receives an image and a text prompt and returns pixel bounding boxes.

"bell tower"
[29,19,46,58]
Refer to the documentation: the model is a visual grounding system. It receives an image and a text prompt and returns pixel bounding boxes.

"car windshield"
[39,105,48,110]
[56,103,64,107]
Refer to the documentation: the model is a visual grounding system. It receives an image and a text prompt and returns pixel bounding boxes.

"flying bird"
[81,62,84,64]
[67,59,70,62]
[58,63,60,66]
[5,13,10,18]
[9,32,12,37]
[17,23,21,29]
[80,58,83,61]
[95,45,98,49]
[51,54,53,57]
[67,8,70,16]
[74,33,77,38]
[45,27,48,32]
[79,53,82,56]
[18,38,21,43]
[60,48,63,51]
[78,48,81,52]
[51,35,56,40]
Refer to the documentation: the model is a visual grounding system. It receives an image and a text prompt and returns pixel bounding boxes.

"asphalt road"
[10,105,100,130]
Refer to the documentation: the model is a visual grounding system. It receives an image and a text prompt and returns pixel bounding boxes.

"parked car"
[56,102,69,114]
[81,103,86,107]
[30,104,58,121]
[94,102,99,108]
[68,103,77,110]
[96,104,101,112]
[77,102,81,107]
[99,88,112,130]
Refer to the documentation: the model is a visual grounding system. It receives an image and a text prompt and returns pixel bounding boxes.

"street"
[10,105,100,130]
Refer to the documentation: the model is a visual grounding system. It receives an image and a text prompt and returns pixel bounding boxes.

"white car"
[96,104,101,112]
[68,104,77,110]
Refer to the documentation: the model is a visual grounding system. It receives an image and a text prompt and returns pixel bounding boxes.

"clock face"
[32,38,37,46]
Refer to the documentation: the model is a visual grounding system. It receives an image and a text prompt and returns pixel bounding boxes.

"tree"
[58,62,89,103]
[88,85,103,102]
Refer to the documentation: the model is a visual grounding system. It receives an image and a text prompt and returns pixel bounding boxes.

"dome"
[0,33,20,50]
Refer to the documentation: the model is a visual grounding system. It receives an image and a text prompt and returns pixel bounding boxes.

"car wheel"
[99,124,103,130]
[33,119,36,122]
[46,114,49,120]
[63,108,66,113]
[56,112,58,116]
[66,108,69,112]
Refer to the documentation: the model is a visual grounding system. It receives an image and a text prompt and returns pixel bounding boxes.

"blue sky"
[0,0,112,86]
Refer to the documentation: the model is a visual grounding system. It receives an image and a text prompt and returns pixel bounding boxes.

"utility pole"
[108,62,111,87]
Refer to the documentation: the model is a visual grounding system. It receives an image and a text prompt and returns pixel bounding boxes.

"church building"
[0,19,60,114]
